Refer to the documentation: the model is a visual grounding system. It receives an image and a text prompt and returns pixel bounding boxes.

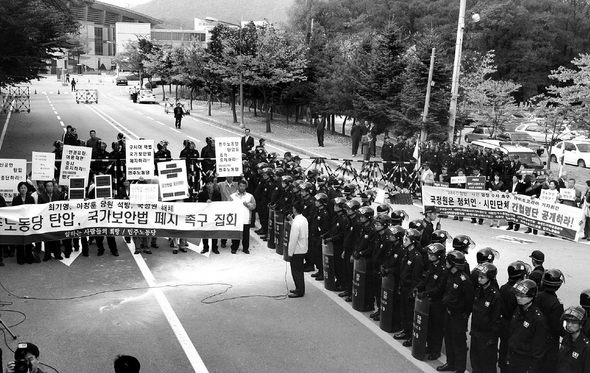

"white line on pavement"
[53,111,58,115]
[126,241,209,373]
[187,136,201,143]
[59,121,65,127]
[155,120,166,126]
[0,100,15,152]
[86,105,139,140]
[171,128,181,133]
[146,116,153,120]
[57,116,61,120]
[308,276,440,373]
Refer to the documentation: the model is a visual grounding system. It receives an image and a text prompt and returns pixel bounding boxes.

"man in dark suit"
[507,174,527,231]
[241,128,255,154]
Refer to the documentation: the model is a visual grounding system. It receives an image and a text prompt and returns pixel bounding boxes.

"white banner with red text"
[422,186,585,241]
[0,200,247,245]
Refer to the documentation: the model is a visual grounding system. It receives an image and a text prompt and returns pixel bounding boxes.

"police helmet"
[261,167,273,176]
[405,228,422,242]
[293,166,304,175]
[345,199,361,213]
[426,243,446,261]
[542,269,565,290]
[257,162,269,170]
[300,181,314,192]
[390,210,408,225]
[376,203,390,215]
[409,219,425,231]
[333,197,347,208]
[474,263,498,281]
[431,230,450,244]
[452,235,475,253]
[314,193,329,205]
[274,168,285,177]
[281,175,294,184]
[476,247,499,264]
[343,184,356,195]
[358,206,374,219]
[374,214,392,229]
[387,226,406,241]
[562,306,586,323]
[580,289,590,309]
[317,175,329,184]
[507,260,530,280]
[513,279,538,298]
[446,250,466,269]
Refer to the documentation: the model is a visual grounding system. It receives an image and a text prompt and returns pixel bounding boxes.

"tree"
[113,38,158,88]
[244,26,308,132]
[144,45,175,101]
[0,0,82,87]
[460,51,521,137]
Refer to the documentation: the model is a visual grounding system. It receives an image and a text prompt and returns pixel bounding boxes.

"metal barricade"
[75,89,98,104]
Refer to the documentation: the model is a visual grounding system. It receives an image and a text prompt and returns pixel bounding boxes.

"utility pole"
[447,0,467,144]
[421,48,436,143]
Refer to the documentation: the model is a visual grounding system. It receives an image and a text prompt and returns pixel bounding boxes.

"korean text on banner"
[59,145,92,187]
[0,159,27,201]
[0,200,247,245]
[32,152,55,181]
[126,139,154,180]
[215,137,243,177]
[157,160,189,202]
[130,184,159,204]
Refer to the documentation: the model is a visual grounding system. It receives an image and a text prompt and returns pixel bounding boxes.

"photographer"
[5,342,45,373]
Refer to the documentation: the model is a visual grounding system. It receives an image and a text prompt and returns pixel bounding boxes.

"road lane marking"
[57,116,61,120]
[0,100,15,152]
[59,250,82,266]
[171,128,180,133]
[59,121,65,127]
[126,241,209,373]
[86,105,139,139]
[187,136,201,143]
[146,116,153,120]
[155,120,166,126]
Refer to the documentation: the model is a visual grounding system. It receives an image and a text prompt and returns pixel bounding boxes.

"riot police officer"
[414,243,448,360]
[534,269,566,373]
[580,289,590,338]
[393,228,424,345]
[300,181,317,272]
[340,200,361,301]
[506,279,547,373]
[558,306,590,373]
[380,225,406,331]
[310,193,330,281]
[390,209,408,227]
[368,214,394,321]
[323,197,350,291]
[452,235,475,273]
[470,263,503,373]
[471,247,500,289]
[421,206,438,247]
[437,251,474,373]
[431,230,450,248]
[499,261,531,373]
[352,206,376,312]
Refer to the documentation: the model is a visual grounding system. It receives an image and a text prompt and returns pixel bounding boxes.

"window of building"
[95,27,103,55]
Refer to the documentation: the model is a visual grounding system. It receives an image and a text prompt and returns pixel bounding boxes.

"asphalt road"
[0,76,589,373]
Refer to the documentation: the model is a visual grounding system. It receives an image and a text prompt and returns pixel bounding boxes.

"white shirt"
[230,191,256,224]
[288,214,308,256]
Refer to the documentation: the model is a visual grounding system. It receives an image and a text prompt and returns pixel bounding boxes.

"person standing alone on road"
[70,77,76,92]
[316,117,325,147]
[287,201,308,298]
[173,103,185,129]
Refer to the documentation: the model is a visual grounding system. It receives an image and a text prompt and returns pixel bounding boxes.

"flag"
[413,141,421,171]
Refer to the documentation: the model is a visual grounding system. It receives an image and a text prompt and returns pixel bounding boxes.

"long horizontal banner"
[422,186,585,241]
[0,200,247,245]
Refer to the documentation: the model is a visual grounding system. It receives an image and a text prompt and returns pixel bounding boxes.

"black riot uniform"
[393,229,424,343]
[366,215,394,320]
[470,263,503,373]
[380,226,405,331]
[558,306,590,373]
[534,270,566,373]
[438,251,474,373]
[341,200,361,299]
[310,194,330,280]
[254,170,272,237]
[415,243,448,360]
[507,279,548,373]
[352,207,376,312]
[581,289,590,338]
[323,198,350,291]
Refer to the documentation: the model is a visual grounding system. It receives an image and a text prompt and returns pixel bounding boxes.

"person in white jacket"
[287,201,309,298]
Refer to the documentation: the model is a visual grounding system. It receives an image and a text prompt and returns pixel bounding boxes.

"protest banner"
[422,186,585,241]
[130,184,159,204]
[95,175,112,199]
[59,145,92,186]
[126,139,154,180]
[157,160,189,201]
[0,159,27,202]
[374,188,386,204]
[31,152,55,181]
[215,137,242,177]
[0,200,247,245]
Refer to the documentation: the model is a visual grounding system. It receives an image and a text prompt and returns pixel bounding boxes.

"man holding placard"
[559,178,581,208]
[230,179,256,254]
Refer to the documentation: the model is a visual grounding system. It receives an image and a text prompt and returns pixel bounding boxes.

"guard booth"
[75,89,98,104]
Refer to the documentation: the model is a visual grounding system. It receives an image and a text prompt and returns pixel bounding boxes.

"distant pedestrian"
[173,103,185,129]
[70,78,76,92]
[316,117,325,147]
[65,73,70,83]
[350,122,362,156]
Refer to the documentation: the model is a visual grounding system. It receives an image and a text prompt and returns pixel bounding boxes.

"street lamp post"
[206,16,244,128]
[447,0,467,144]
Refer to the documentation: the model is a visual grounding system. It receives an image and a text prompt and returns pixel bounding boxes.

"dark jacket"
[558,333,590,373]
[471,284,503,339]
[443,270,474,315]
[508,304,548,370]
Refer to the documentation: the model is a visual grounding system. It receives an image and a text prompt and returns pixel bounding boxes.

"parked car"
[464,126,494,143]
[115,75,128,86]
[551,140,590,168]
[470,139,545,172]
[514,122,572,144]
[495,132,545,155]
[137,89,157,104]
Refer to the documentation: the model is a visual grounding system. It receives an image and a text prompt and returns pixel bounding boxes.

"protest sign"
[130,184,159,204]
[450,175,466,185]
[59,145,91,186]
[157,160,189,201]
[69,178,86,200]
[466,176,486,190]
[215,137,242,177]
[126,139,154,180]
[32,152,55,181]
[0,159,27,202]
[95,175,112,199]
[540,189,559,203]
